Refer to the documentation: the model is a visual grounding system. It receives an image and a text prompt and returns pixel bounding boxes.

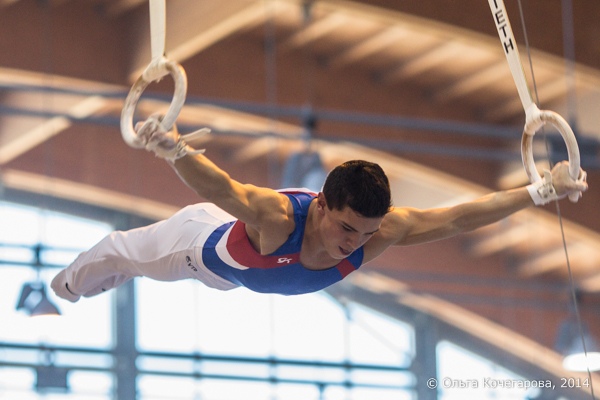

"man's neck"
[300,200,338,270]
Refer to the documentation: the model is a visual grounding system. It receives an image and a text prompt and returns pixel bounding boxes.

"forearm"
[169,153,286,229]
[171,152,235,202]
[461,160,589,230]
[388,186,535,246]
[453,187,533,232]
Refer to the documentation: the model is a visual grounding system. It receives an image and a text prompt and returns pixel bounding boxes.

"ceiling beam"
[379,41,464,83]
[326,26,410,69]
[468,224,538,257]
[517,244,586,278]
[0,67,123,92]
[0,96,107,164]
[434,62,507,103]
[0,68,122,164]
[232,137,286,163]
[283,12,348,48]
[580,274,600,292]
[484,78,570,121]
[0,0,20,7]
[127,0,273,81]
[0,169,178,221]
[104,0,146,17]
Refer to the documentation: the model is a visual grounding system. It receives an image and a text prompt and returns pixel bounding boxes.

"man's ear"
[317,192,327,212]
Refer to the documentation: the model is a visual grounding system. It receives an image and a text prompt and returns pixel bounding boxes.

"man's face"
[317,194,382,259]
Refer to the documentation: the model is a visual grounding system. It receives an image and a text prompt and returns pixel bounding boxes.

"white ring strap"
[489,4,594,395]
[487,0,581,201]
[120,0,187,149]
[149,0,166,61]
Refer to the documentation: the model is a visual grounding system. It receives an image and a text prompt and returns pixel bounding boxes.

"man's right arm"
[137,118,295,253]
[172,152,290,231]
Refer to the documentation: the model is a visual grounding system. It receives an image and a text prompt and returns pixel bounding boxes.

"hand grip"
[120,59,187,149]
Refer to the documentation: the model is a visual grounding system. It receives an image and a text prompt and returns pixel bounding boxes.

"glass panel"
[196,379,272,400]
[0,200,115,399]
[137,375,198,400]
[0,246,34,263]
[0,201,113,348]
[272,383,320,400]
[437,340,541,399]
[0,367,112,399]
[348,386,414,400]
[137,273,414,399]
[138,375,273,400]
[137,280,273,356]
[0,203,40,245]
[67,370,113,399]
[347,304,413,366]
[1,266,112,348]
[270,293,347,362]
[41,210,112,250]
[0,368,36,395]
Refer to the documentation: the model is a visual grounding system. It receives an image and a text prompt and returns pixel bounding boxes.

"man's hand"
[552,161,588,200]
[134,114,208,162]
[527,161,588,205]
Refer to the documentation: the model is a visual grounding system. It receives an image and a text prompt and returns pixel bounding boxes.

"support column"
[114,279,138,400]
[413,314,438,400]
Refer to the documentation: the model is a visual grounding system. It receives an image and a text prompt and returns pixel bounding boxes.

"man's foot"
[51,270,81,303]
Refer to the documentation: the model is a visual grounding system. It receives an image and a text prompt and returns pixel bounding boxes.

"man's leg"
[51,204,235,302]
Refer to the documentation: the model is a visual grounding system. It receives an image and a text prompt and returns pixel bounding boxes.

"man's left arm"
[376,161,587,249]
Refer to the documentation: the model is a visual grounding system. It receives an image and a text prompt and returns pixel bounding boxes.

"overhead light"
[16,282,61,317]
[555,317,600,372]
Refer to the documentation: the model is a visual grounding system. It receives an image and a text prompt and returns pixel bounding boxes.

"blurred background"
[0,0,599,399]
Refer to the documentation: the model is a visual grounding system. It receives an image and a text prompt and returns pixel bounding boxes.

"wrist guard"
[526,170,559,206]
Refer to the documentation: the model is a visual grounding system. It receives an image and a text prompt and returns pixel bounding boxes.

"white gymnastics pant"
[51,203,239,302]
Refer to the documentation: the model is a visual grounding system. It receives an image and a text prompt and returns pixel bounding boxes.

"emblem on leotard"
[186,256,198,272]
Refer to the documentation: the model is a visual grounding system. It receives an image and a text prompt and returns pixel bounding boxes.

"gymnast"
[51,115,588,301]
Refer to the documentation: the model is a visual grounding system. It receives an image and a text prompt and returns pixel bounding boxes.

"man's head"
[322,160,392,218]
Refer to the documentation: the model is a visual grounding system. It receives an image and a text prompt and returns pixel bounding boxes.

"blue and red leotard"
[202,191,364,295]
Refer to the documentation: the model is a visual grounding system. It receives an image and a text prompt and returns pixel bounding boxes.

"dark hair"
[322,160,392,218]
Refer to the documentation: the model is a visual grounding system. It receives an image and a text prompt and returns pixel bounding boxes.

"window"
[0,201,114,398]
[136,279,414,399]
[437,340,541,399]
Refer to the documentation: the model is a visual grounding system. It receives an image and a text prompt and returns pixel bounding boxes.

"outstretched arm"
[387,186,532,246]
[171,153,288,228]
[137,118,294,254]
[366,161,587,257]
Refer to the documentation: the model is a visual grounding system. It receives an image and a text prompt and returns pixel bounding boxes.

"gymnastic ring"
[120,58,187,149]
[521,106,581,202]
